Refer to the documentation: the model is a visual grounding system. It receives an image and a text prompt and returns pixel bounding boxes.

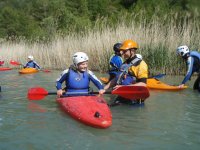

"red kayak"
[57,95,112,128]
[0,67,12,71]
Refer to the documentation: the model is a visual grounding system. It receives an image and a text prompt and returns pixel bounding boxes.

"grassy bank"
[0,13,199,75]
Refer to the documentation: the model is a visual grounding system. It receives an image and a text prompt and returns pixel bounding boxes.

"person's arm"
[88,70,105,94]
[56,69,69,97]
[134,61,148,86]
[33,61,41,69]
[180,57,194,85]
[104,78,117,90]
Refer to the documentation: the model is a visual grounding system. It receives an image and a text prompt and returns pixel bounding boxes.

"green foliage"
[0,0,199,41]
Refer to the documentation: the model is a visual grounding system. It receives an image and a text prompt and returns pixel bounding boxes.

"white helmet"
[72,52,89,66]
[28,55,34,60]
[136,54,142,59]
[177,45,190,57]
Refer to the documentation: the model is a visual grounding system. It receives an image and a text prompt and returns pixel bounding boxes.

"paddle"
[27,86,150,100]
[10,60,51,72]
[0,61,4,65]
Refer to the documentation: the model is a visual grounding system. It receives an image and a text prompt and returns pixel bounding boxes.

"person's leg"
[193,73,200,92]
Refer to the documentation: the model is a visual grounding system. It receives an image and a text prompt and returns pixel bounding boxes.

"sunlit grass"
[0,13,199,75]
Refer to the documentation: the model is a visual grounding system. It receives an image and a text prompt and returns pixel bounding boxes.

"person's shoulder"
[60,69,69,75]
[140,60,148,66]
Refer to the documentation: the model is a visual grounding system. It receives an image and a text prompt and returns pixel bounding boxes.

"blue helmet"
[113,43,122,52]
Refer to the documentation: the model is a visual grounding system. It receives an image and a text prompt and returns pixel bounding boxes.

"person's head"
[28,55,34,61]
[119,39,139,59]
[72,52,89,72]
[176,45,190,58]
[113,43,122,56]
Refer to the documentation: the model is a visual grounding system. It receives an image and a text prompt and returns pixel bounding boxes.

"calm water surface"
[0,70,200,150]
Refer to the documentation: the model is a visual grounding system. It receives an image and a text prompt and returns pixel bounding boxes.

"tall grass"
[0,12,199,75]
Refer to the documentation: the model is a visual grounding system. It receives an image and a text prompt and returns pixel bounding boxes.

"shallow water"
[0,70,200,150]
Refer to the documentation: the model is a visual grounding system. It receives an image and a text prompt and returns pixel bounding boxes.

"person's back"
[108,43,123,81]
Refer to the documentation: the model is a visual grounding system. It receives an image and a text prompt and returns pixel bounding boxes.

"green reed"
[0,12,199,75]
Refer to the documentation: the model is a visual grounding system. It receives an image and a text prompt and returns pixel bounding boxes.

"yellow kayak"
[147,78,187,90]
[100,77,187,91]
[19,68,39,74]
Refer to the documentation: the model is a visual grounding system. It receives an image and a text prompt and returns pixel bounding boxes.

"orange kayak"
[147,78,187,90]
[100,77,187,91]
[19,68,39,74]
[0,67,12,71]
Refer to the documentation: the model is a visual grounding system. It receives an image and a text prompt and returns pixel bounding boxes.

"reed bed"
[0,13,199,75]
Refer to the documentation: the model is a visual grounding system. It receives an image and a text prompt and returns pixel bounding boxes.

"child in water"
[56,52,105,97]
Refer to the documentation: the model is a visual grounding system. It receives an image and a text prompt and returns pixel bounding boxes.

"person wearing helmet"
[24,55,41,69]
[103,39,148,105]
[177,45,200,91]
[56,52,104,97]
[108,43,123,82]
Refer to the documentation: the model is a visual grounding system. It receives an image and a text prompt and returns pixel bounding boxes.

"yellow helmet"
[120,39,139,50]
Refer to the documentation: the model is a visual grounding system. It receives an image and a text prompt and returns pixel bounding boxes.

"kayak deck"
[57,95,112,128]
[100,77,187,91]
[147,78,187,90]
[19,68,39,74]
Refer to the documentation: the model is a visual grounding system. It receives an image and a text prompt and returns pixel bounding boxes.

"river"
[0,70,200,150]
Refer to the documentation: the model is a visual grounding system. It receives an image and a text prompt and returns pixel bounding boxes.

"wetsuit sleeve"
[24,62,29,68]
[88,70,104,90]
[182,57,194,84]
[56,69,69,90]
[33,61,41,69]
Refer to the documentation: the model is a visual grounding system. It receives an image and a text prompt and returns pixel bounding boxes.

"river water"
[0,70,200,150]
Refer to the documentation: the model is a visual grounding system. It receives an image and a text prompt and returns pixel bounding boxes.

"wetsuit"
[182,51,200,91]
[56,65,104,95]
[24,61,41,69]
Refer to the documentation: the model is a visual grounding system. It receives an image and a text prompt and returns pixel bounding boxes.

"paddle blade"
[27,87,49,100]
[10,60,22,66]
[112,86,150,100]
[0,61,4,65]
[41,69,51,73]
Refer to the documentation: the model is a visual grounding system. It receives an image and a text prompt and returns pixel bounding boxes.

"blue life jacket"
[109,54,123,75]
[66,68,90,93]
[25,61,40,69]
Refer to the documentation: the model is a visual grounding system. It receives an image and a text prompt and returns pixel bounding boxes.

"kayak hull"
[147,78,187,90]
[0,67,12,71]
[19,68,39,74]
[57,95,112,128]
[100,77,187,91]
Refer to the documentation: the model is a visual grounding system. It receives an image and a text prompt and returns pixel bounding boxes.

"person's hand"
[113,85,122,89]
[57,89,63,97]
[178,84,185,88]
[98,89,105,95]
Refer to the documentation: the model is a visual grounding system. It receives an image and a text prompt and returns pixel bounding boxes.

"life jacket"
[66,67,90,93]
[109,54,123,75]
[116,57,142,85]
[26,61,40,69]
